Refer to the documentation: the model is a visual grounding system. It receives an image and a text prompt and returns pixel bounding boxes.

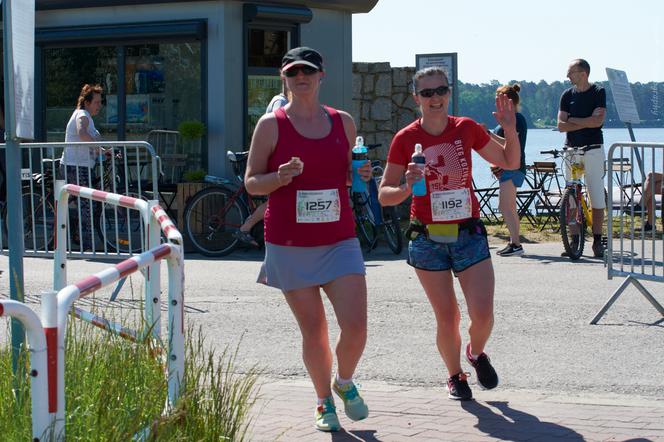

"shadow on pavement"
[332,429,381,441]
[461,400,584,441]
[518,253,602,264]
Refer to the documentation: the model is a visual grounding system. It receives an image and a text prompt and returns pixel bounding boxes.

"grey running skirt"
[258,237,365,292]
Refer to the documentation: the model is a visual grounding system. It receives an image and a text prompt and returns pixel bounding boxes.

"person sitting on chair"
[642,172,663,231]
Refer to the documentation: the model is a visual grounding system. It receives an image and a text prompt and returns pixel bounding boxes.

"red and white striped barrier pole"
[55,244,174,433]
[150,203,185,408]
[41,290,58,432]
[146,200,161,339]
[0,300,50,440]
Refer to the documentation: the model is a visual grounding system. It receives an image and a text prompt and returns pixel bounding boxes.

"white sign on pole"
[415,52,459,115]
[606,68,640,124]
[7,0,36,140]
[416,53,456,85]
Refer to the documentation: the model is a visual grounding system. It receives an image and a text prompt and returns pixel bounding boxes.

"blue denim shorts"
[499,169,526,188]
[407,221,490,274]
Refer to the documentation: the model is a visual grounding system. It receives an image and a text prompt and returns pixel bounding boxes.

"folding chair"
[146,130,187,216]
[472,178,500,223]
[531,161,564,231]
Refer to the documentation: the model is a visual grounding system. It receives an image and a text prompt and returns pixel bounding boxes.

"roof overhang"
[36,0,379,13]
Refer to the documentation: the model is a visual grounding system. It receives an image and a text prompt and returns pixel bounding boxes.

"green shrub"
[177,121,206,140]
[183,169,207,183]
[0,322,260,441]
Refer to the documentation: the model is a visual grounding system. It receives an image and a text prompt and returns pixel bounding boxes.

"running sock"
[317,396,332,406]
[335,374,353,385]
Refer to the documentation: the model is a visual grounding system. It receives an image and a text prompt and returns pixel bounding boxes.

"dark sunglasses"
[417,85,450,98]
[283,65,319,77]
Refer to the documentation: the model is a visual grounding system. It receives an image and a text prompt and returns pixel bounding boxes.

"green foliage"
[0,322,260,441]
[458,80,664,128]
[178,120,206,140]
[183,169,207,182]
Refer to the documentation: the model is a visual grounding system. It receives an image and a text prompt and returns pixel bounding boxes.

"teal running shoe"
[314,397,340,432]
[332,379,369,421]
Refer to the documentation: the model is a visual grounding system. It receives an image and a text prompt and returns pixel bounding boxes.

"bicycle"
[183,150,265,257]
[351,144,403,254]
[541,146,598,260]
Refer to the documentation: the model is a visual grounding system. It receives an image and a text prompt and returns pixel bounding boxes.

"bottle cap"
[415,143,423,154]
[356,136,364,147]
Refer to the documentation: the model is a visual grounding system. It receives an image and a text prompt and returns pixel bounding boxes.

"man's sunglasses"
[283,65,319,77]
[417,85,450,98]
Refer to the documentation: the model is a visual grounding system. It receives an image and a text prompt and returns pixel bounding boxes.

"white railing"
[0,141,160,258]
[592,142,664,323]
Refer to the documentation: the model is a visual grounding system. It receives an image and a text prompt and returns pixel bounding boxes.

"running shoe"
[496,243,524,256]
[234,230,259,247]
[333,379,369,421]
[466,343,499,390]
[560,237,579,257]
[314,397,340,432]
[447,372,472,400]
[592,240,604,258]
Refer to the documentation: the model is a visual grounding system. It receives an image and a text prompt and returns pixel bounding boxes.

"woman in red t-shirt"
[379,67,520,401]
[245,47,372,432]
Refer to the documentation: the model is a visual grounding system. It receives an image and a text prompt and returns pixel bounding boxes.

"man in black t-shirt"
[558,58,607,258]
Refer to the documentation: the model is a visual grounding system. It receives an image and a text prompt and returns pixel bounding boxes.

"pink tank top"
[264,106,355,246]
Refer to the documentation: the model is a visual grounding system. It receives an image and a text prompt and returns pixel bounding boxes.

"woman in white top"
[61,84,104,250]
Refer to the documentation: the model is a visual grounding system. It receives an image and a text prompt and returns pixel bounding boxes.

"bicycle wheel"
[559,187,585,260]
[22,189,56,252]
[353,194,378,251]
[97,195,145,254]
[184,186,248,256]
[381,206,403,254]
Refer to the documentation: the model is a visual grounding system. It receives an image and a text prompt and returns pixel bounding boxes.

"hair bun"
[512,83,521,93]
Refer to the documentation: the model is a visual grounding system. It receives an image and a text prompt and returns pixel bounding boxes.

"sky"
[352,0,664,85]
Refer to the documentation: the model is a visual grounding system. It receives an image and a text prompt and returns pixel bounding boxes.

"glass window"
[123,42,202,170]
[246,28,291,142]
[43,42,203,171]
[248,29,289,67]
[44,47,118,142]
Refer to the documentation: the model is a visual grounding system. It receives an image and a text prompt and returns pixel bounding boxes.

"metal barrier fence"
[592,142,664,323]
[0,141,159,258]
[0,184,184,440]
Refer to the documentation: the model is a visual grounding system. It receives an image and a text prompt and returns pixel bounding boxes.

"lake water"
[471,127,664,189]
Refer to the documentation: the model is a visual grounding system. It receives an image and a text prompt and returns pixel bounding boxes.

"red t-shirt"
[387,116,490,224]
[264,106,356,246]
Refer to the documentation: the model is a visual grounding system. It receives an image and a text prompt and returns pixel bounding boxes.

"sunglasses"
[283,65,319,77]
[417,85,450,98]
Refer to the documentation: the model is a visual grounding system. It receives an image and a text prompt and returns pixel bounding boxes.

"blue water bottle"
[411,143,427,196]
[352,136,368,193]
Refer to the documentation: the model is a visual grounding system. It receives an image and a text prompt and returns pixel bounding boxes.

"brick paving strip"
[249,378,664,442]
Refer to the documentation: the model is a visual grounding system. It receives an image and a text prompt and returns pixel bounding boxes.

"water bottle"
[352,136,369,193]
[411,143,427,196]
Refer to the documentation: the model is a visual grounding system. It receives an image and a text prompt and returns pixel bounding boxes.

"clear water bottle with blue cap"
[411,143,427,196]
[351,136,368,193]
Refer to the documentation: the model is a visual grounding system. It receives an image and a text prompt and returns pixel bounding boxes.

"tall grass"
[0,322,260,441]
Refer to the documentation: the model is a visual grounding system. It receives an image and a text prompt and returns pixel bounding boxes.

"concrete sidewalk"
[250,378,664,441]
[2,241,664,441]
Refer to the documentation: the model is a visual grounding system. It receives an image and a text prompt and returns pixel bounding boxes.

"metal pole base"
[591,275,664,324]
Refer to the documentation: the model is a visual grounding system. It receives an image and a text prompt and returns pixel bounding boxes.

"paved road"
[1,241,663,440]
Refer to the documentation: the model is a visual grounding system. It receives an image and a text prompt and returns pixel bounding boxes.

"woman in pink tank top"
[244,47,372,432]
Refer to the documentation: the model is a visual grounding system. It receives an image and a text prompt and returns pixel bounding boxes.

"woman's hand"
[277,158,304,186]
[358,160,372,182]
[404,162,424,192]
[493,93,516,131]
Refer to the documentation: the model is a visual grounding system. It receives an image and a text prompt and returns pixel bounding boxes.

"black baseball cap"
[281,47,324,73]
